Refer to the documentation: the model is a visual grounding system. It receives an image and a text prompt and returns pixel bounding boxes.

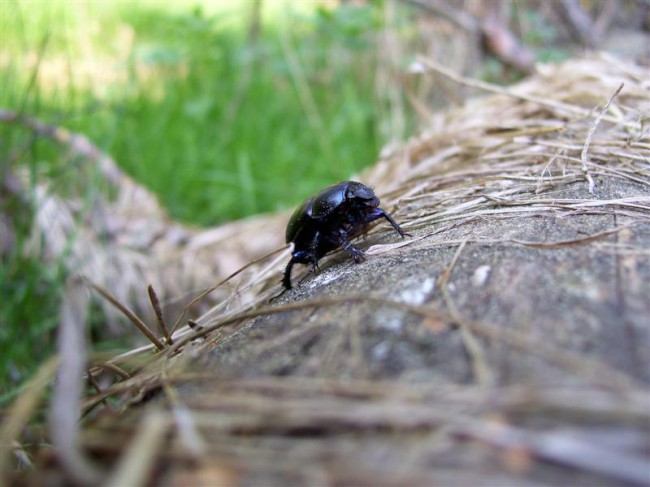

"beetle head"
[346,182,379,207]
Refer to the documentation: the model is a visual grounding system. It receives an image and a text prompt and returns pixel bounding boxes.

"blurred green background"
[1,0,420,399]
[1,0,403,225]
[4,0,643,397]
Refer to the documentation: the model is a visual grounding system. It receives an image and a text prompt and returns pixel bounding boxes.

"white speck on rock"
[471,265,492,287]
[399,277,436,305]
[379,309,404,332]
[372,342,390,359]
[310,268,345,288]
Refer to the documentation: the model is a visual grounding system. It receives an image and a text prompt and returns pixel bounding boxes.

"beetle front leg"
[338,228,365,263]
[370,208,410,238]
[283,248,321,289]
[282,258,297,289]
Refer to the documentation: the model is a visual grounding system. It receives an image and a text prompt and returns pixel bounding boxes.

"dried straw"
[3,53,649,486]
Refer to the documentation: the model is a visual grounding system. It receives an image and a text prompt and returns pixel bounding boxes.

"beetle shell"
[287,183,375,242]
[285,198,314,244]
[282,181,407,289]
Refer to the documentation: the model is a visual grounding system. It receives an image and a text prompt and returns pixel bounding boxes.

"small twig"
[581,83,624,194]
[148,284,172,345]
[87,281,165,352]
[95,362,132,380]
[509,224,631,249]
[86,369,103,395]
[414,57,636,129]
[437,238,466,289]
[169,245,287,336]
[485,125,566,138]
[535,149,564,193]
[438,239,495,387]
[414,57,587,117]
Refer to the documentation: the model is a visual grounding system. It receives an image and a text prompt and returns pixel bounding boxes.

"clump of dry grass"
[2,53,649,486]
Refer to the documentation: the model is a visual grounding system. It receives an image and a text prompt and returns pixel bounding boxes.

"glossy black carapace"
[283,181,407,289]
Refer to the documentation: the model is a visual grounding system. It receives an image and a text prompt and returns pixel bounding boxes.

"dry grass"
[2,53,649,485]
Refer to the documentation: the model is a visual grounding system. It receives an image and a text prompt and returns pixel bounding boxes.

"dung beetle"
[283,181,408,289]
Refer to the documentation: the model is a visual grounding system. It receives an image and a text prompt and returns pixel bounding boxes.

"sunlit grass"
[1,0,391,222]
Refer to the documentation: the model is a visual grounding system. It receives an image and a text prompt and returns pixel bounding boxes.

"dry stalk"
[6,54,649,486]
[581,83,625,193]
[438,238,495,387]
[87,281,165,351]
[148,284,172,345]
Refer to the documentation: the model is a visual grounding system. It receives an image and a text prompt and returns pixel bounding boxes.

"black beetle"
[283,181,408,289]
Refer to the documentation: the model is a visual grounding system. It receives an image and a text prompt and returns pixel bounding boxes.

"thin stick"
[415,57,588,116]
[581,83,624,194]
[169,245,287,336]
[438,239,495,387]
[148,284,172,345]
[86,369,103,396]
[87,281,165,351]
[415,57,635,129]
[95,362,132,380]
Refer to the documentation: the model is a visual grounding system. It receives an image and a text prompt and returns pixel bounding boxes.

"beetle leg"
[338,228,366,263]
[284,243,322,289]
[370,208,410,238]
[282,258,297,289]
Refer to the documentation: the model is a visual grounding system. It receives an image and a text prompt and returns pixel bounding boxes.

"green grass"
[1,0,396,224]
[0,0,410,394]
[0,252,63,402]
